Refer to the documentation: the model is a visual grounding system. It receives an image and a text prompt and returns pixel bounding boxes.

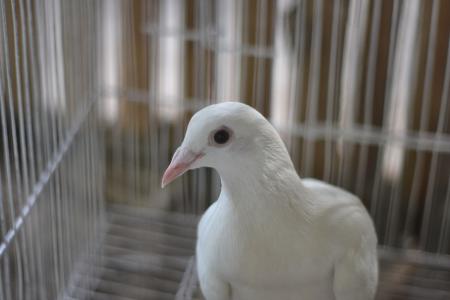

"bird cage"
[1,0,450,299]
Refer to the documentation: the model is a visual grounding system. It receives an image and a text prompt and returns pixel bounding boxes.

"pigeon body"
[162,102,378,300]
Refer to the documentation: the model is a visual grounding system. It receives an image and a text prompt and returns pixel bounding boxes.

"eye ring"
[209,126,233,147]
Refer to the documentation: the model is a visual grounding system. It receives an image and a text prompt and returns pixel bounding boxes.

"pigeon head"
[161,101,291,188]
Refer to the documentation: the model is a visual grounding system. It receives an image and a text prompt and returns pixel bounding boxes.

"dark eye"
[214,129,230,144]
[210,127,233,146]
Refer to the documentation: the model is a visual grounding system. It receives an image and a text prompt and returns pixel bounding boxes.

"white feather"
[180,102,378,300]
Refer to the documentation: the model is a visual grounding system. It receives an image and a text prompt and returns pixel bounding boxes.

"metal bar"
[0,0,23,298]
[255,0,268,113]
[0,180,4,300]
[148,0,159,191]
[420,37,450,250]
[355,0,383,197]
[0,0,10,296]
[10,0,34,298]
[288,0,306,169]
[370,0,400,222]
[337,0,370,188]
[302,0,324,177]
[106,88,450,154]
[384,0,421,246]
[0,97,96,258]
[438,176,450,253]
[405,0,441,243]
[324,0,342,182]
[25,0,48,298]
[378,246,450,269]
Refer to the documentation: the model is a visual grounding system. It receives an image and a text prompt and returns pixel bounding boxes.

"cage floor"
[69,204,450,300]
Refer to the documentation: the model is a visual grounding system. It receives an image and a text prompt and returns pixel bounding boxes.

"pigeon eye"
[210,127,232,146]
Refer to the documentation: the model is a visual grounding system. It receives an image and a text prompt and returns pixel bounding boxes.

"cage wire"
[1,0,450,299]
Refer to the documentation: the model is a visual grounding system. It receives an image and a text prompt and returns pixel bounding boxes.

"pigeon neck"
[217,141,314,217]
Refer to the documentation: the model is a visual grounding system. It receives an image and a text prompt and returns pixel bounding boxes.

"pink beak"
[161,147,204,188]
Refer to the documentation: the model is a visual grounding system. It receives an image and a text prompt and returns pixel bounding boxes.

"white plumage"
[162,102,378,300]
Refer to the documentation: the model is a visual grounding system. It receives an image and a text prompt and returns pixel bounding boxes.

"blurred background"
[1,0,450,299]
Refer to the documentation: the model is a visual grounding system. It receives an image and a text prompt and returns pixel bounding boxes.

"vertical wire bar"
[148,1,159,192]
[84,1,93,285]
[286,1,300,169]
[200,0,210,214]
[54,163,65,295]
[94,0,104,248]
[16,0,39,291]
[50,0,67,291]
[288,0,306,169]
[131,104,141,203]
[255,0,268,114]
[88,0,97,266]
[86,0,95,269]
[33,0,48,171]
[384,0,421,246]
[370,0,400,220]
[113,1,124,204]
[0,2,11,298]
[82,2,93,278]
[11,0,29,207]
[157,1,172,207]
[61,0,74,279]
[0,179,5,300]
[58,137,71,286]
[10,0,33,298]
[269,0,291,149]
[48,0,64,291]
[0,0,24,298]
[131,2,140,206]
[240,0,249,101]
[215,0,240,102]
[198,0,208,213]
[302,0,324,177]
[28,0,44,179]
[199,0,212,214]
[37,0,55,169]
[324,0,342,182]
[329,1,347,185]
[404,0,440,242]
[18,0,36,203]
[47,130,60,297]
[251,0,261,109]
[355,0,383,197]
[438,176,450,253]
[35,0,52,178]
[146,0,153,191]
[206,0,216,210]
[191,0,200,213]
[84,115,93,293]
[141,1,150,208]
[58,0,73,283]
[41,0,61,293]
[420,37,450,250]
[25,0,47,297]
[337,0,370,188]
[0,57,7,300]
[78,1,90,287]
[66,118,79,284]
[72,13,85,282]
[181,0,189,212]
[88,112,96,291]
[381,0,421,183]
[125,3,134,205]
[94,0,105,248]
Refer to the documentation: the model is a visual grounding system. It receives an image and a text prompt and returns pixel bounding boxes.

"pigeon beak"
[161,147,205,188]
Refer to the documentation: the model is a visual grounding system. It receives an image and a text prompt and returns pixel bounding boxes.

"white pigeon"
[162,102,378,300]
